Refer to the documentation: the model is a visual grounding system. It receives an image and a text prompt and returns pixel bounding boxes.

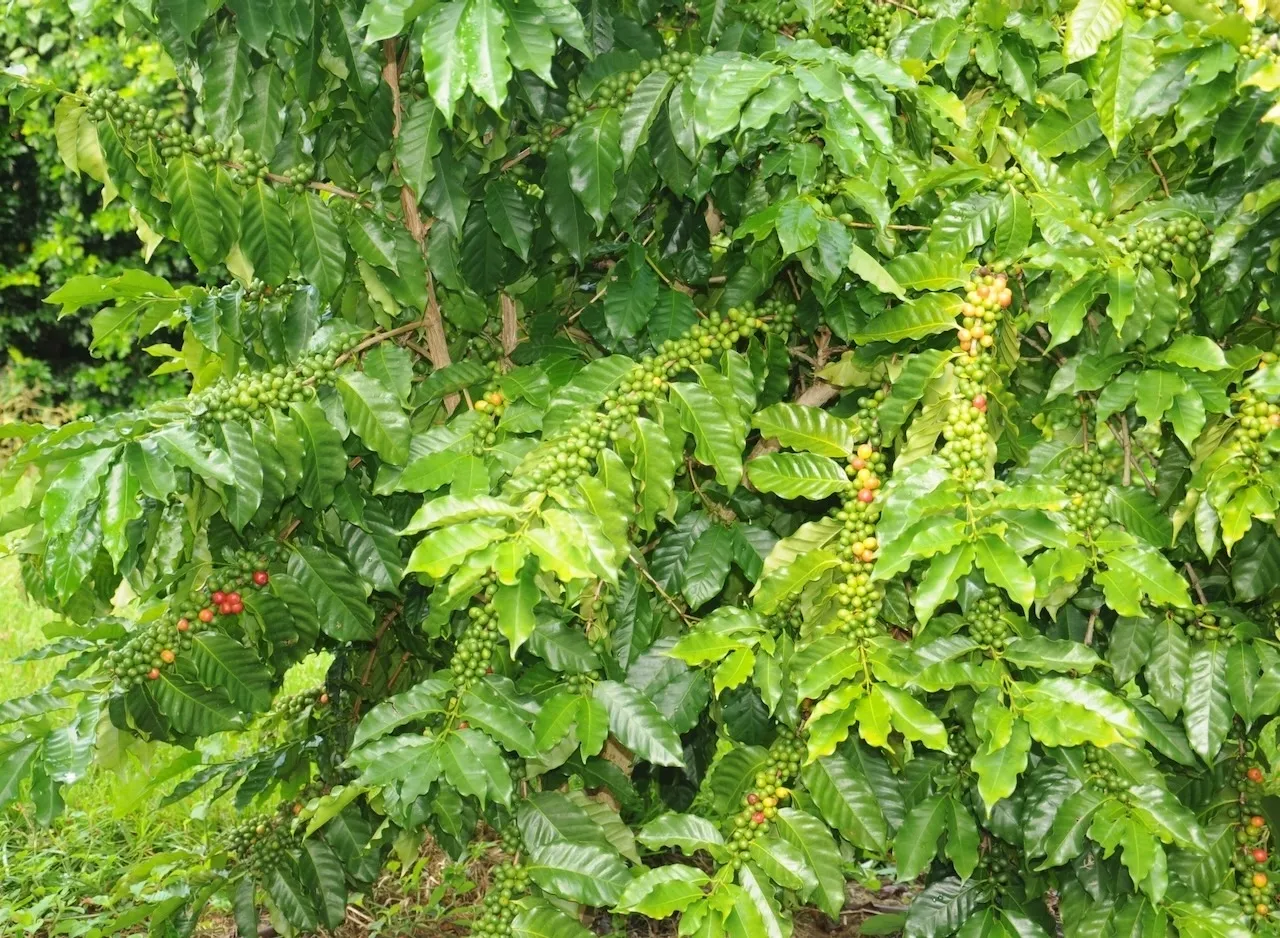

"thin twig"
[1083,610,1098,647]
[335,319,433,366]
[1147,150,1171,198]
[500,293,520,367]
[1184,562,1208,605]
[1107,416,1156,495]
[1119,414,1132,487]
[634,560,696,625]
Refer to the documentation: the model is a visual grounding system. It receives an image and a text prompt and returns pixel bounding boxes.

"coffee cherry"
[198,608,215,623]
[147,668,161,680]
[253,570,270,586]
[1249,766,1265,783]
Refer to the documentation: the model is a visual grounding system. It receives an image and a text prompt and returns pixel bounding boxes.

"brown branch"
[500,293,519,368]
[1147,150,1171,198]
[1083,610,1098,647]
[386,650,412,691]
[383,38,452,388]
[634,559,696,625]
[1107,415,1156,495]
[1184,562,1208,605]
[335,319,436,367]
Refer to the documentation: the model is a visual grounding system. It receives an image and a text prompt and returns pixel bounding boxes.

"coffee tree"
[4,0,1280,935]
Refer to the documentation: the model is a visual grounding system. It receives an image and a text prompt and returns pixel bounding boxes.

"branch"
[1184,562,1208,605]
[1147,150,1171,198]
[382,39,452,386]
[500,293,519,368]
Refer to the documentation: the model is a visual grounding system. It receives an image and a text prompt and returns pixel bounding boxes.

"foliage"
[0,0,195,413]
[4,0,1280,936]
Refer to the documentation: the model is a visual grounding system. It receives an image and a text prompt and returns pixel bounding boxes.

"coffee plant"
[5,0,1280,935]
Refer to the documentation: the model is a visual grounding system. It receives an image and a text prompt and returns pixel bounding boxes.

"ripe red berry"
[219,601,234,615]
[752,812,765,824]
[147,668,160,680]
[1251,815,1266,828]
[160,649,176,664]
[747,793,760,805]
[253,570,269,586]
[318,693,330,705]
[1254,848,1269,863]
[227,592,242,604]
[1249,766,1265,783]
[198,608,215,623]
[292,803,303,816]
[176,618,190,632]
[211,591,226,604]
[973,394,988,412]
[858,488,875,503]
[229,601,244,614]
[850,457,866,470]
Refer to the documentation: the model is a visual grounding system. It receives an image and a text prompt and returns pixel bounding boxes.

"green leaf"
[353,678,451,747]
[512,906,596,938]
[894,793,948,880]
[670,382,744,490]
[775,808,845,916]
[880,685,949,751]
[856,293,963,344]
[264,868,318,931]
[484,179,535,262]
[567,108,623,230]
[1003,636,1102,673]
[493,565,539,657]
[338,372,410,465]
[291,194,348,299]
[1183,642,1232,761]
[974,534,1035,610]
[287,544,375,641]
[291,399,348,510]
[1093,30,1153,149]
[189,632,272,713]
[637,813,727,857]
[526,841,631,906]
[167,154,227,268]
[461,0,511,112]
[399,97,443,199]
[615,865,709,917]
[620,71,676,168]
[752,403,858,457]
[422,1,469,121]
[219,421,262,532]
[802,750,888,851]
[440,726,513,806]
[593,680,684,766]
[970,718,1032,809]
[152,671,241,735]
[1064,0,1125,62]
[240,181,293,286]
[1040,787,1103,866]
[748,452,849,500]
[1098,544,1191,617]
[903,878,983,938]
[42,447,115,535]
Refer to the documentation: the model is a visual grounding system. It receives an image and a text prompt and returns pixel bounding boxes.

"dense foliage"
[5,0,1280,936]
[0,0,194,413]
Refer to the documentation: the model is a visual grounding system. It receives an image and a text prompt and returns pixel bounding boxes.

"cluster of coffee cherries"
[1082,745,1130,798]
[1231,763,1275,922]
[226,804,301,874]
[957,272,1011,356]
[1169,604,1239,645]
[451,576,501,692]
[561,670,601,695]
[528,53,697,154]
[1061,449,1111,533]
[273,687,330,722]
[978,840,1023,896]
[470,860,531,937]
[739,1,798,31]
[850,391,886,447]
[105,615,195,689]
[934,724,975,785]
[965,586,1011,652]
[985,166,1031,196]
[831,446,887,641]
[519,302,791,491]
[842,0,896,53]
[197,335,359,423]
[242,279,298,304]
[1119,217,1208,270]
[1125,0,1173,18]
[277,165,315,194]
[1240,22,1280,60]
[724,732,805,868]
[1230,389,1280,461]
[940,397,990,492]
